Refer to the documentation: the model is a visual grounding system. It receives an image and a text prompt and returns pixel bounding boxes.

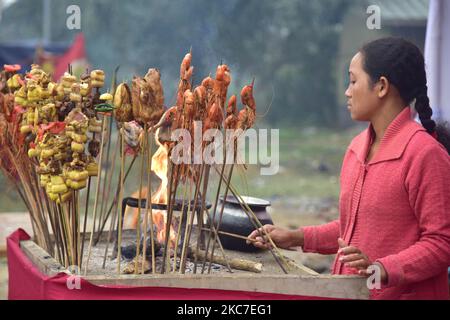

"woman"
[247,37,450,300]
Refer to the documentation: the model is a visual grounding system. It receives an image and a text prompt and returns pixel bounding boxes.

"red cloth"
[7,229,331,300]
[303,107,450,300]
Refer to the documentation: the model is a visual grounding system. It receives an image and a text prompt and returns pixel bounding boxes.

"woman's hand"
[246,225,303,250]
[338,238,387,282]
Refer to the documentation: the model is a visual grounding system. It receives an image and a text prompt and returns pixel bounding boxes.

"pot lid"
[220,195,271,207]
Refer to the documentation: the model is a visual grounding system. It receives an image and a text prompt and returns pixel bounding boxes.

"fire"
[124,128,176,247]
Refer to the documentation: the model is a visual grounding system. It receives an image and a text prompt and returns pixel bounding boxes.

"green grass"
[228,126,361,200]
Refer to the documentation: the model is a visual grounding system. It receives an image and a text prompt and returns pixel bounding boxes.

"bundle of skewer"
[0,52,291,276]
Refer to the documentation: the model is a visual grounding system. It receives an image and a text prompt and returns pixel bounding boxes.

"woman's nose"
[345,86,351,98]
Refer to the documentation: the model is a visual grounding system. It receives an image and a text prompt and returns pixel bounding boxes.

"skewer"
[207,137,237,273]
[84,113,108,275]
[116,129,126,274]
[196,164,212,273]
[201,137,228,273]
[142,131,156,274]
[190,164,209,274]
[179,173,193,273]
[212,166,290,274]
[96,115,113,235]
[134,124,147,274]
[80,129,96,268]
[161,160,181,273]
[95,130,118,244]
[95,155,137,244]
[201,228,258,243]
[179,163,204,273]
[97,66,120,238]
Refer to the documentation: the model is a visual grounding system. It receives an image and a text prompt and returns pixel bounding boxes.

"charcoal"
[121,237,161,260]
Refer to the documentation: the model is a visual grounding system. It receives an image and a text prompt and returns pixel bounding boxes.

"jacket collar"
[348,107,425,165]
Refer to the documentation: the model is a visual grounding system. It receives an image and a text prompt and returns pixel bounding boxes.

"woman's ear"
[377,76,389,98]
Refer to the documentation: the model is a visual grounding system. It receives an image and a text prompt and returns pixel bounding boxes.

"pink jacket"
[302,107,450,299]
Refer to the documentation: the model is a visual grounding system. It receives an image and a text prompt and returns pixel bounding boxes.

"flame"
[124,128,176,247]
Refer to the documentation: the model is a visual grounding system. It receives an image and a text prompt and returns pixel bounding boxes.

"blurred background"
[0,0,435,298]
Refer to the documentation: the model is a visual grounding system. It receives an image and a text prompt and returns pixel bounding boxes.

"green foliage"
[0,0,353,126]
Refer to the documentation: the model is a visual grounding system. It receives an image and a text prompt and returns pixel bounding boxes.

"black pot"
[209,195,273,252]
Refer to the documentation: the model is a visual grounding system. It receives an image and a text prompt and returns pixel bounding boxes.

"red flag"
[53,33,88,80]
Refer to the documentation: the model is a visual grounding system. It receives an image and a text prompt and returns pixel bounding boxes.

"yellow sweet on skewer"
[88,118,102,133]
[70,83,82,103]
[7,74,21,90]
[50,175,68,194]
[80,83,90,97]
[26,80,42,103]
[86,160,98,177]
[39,174,50,188]
[14,85,28,106]
[58,191,73,203]
[100,92,113,101]
[90,70,105,88]
[61,72,77,94]
[71,141,84,153]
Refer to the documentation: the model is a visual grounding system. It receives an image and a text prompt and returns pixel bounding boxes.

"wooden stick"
[95,132,119,245]
[179,163,204,273]
[201,228,258,243]
[116,130,126,274]
[80,176,92,268]
[161,161,180,273]
[80,129,96,268]
[84,114,108,275]
[173,177,189,272]
[142,132,155,274]
[207,139,236,273]
[134,124,147,274]
[95,155,137,244]
[189,247,262,273]
[96,115,113,235]
[195,164,211,273]
[212,166,290,274]
[202,133,228,273]
[179,172,193,273]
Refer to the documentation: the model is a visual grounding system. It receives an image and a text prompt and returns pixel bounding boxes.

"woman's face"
[345,52,380,121]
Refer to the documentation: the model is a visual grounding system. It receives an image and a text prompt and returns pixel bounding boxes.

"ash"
[82,240,225,276]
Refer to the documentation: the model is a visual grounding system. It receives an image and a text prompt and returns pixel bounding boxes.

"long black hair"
[360,37,450,154]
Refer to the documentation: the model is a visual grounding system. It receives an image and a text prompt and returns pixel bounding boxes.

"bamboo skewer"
[179,173,193,273]
[212,166,290,274]
[134,124,147,274]
[161,161,180,273]
[84,113,108,275]
[96,115,114,236]
[95,155,137,244]
[116,130,126,274]
[200,228,258,244]
[142,132,155,274]
[173,177,189,273]
[207,139,237,273]
[94,134,119,245]
[195,164,211,273]
[179,163,204,273]
[201,134,229,273]
[80,175,92,268]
